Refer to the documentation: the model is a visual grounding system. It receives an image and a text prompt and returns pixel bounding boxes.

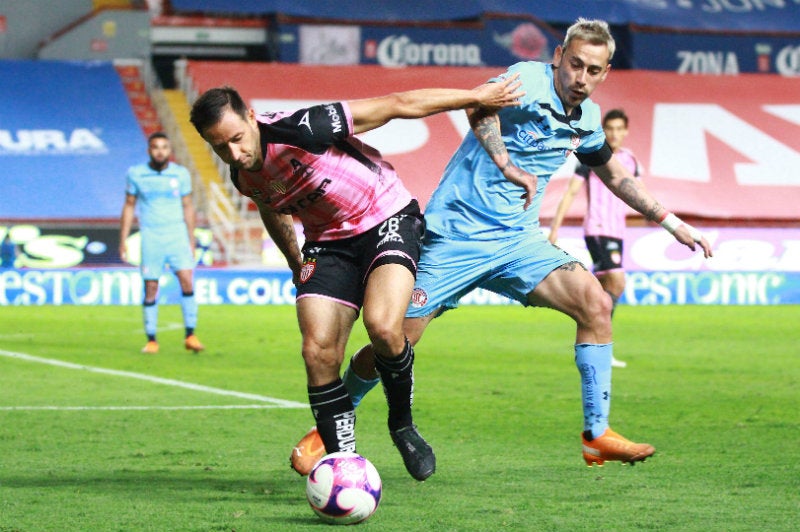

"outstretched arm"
[348,74,524,134]
[593,156,713,257]
[468,106,537,210]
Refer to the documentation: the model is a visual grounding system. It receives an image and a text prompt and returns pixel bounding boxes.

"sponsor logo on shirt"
[277,178,332,216]
[324,104,343,134]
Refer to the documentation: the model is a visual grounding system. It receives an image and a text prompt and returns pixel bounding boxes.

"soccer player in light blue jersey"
[119,132,204,355]
[293,18,713,471]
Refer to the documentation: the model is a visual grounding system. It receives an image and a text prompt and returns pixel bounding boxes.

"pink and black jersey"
[231,102,413,242]
[578,147,640,240]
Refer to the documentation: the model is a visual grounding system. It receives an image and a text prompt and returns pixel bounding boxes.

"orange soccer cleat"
[184,334,205,353]
[582,428,655,466]
[290,426,326,476]
[141,340,159,354]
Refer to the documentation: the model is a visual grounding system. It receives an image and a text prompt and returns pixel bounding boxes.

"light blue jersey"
[126,162,192,228]
[408,61,607,317]
[424,61,606,241]
[126,161,194,279]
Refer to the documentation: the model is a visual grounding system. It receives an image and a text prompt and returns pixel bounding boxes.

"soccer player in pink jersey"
[189,80,523,481]
[549,109,639,368]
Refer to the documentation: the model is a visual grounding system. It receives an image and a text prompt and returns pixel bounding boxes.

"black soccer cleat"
[390,424,436,481]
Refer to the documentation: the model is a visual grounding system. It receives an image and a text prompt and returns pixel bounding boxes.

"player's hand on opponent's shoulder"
[474,73,524,110]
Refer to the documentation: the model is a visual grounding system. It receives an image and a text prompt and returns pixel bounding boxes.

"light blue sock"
[143,301,158,338]
[575,343,613,439]
[342,362,380,409]
[181,292,198,330]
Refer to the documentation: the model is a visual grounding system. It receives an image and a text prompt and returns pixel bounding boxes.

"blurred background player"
[548,109,642,368]
[119,132,204,355]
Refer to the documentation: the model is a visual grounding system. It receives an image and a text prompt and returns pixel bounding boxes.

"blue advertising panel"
[277,18,561,67]
[631,30,800,75]
[0,60,146,219]
[2,268,799,306]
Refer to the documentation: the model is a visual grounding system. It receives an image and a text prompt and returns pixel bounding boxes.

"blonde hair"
[563,18,616,61]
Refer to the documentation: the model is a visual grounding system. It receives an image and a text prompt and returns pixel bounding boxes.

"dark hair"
[190,86,249,135]
[603,108,628,127]
[148,131,168,143]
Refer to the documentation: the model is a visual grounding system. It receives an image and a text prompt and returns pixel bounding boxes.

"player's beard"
[150,157,169,171]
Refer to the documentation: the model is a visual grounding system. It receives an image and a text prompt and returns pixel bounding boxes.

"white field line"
[0,349,307,409]
[0,405,287,411]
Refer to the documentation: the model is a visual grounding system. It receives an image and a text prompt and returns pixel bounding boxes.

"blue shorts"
[140,226,194,280]
[407,231,576,318]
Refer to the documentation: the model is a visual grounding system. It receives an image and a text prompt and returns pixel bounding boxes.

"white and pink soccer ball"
[306,451,382,525]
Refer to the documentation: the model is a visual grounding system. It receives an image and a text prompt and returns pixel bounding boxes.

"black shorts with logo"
[296,200,424,310]
[584,235,624,274]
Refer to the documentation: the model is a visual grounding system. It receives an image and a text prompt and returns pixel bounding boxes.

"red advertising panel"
[186,62,800,221]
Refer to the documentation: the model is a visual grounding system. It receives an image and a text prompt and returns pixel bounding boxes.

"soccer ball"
[306,451,382,525]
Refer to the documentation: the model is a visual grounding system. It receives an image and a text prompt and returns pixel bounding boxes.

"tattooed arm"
[593,155,666,223]
[468,106,537,210]
[593,156,713,257]
[254,197,304,283]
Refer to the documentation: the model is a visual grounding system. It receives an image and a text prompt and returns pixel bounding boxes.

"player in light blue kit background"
[119,132,205,355]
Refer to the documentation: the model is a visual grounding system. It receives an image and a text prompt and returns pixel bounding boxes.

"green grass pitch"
[1,304,798,531]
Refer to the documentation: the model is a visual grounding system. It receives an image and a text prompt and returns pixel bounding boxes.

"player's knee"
[362,317,404,357]
[301,339,342,374]
[574,284,613,330]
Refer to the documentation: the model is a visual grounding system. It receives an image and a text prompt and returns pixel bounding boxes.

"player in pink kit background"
[548,109,640,368]
[189,80,523,481]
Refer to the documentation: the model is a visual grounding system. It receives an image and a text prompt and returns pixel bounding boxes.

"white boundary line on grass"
[0,348,307,409]
[0,405,288,411]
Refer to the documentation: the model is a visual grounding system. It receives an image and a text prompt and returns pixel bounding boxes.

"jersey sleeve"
[259,102,352,154]
[575,140,613,167]
[125,169,138,196]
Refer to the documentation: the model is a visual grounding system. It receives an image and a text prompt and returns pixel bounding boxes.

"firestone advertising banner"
[3,226,799,305]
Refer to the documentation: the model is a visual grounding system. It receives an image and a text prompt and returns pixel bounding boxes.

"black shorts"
[296,200,424,310]
[584,235,624,274]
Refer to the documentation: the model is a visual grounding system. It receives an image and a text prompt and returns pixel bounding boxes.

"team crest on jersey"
[269,181,287,195]
[410,288,428,308]
[610,250,622,265]
[570,135,580,148]
[300,258,316,283]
